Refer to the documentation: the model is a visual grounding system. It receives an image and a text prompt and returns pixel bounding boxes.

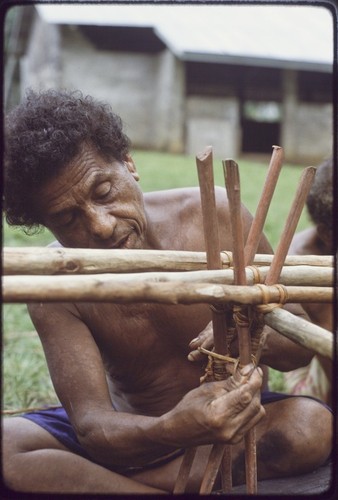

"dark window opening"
[241,121,281,153]
[241,100,281,153]
[298,71,332,103]
[186,61,282,101]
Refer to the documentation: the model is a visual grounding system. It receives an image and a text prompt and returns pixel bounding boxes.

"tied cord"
[199,347,259,383]
[199,347,239,382]
[247,265,263,285]
[221,250,233,268]
[255,284,289,314]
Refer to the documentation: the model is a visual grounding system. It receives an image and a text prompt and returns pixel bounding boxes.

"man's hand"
[188,321,214,361]
[159,364,265,448]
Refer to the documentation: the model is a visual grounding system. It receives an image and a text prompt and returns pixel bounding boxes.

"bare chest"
[77,301,210,368]
[77,301,210,413]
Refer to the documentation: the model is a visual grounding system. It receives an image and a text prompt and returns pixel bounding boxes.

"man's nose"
[87,207,117,240]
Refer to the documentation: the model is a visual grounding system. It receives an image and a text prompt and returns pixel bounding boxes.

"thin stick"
[196,146,222,272]
[244,146,284,265]
[174,146,228,494]
[224,159,257,494]
[196,147,231,493]
[265,167,316,286]
[199,443,227,494]
[173,447,197,494]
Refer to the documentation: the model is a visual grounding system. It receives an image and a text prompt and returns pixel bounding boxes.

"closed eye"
[94,181,112,200]
[50,210,76,228]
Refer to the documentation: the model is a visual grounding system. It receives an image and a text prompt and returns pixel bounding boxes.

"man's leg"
[3,397,332,494]
[130,396,332,492]
[231,396,333,485]
[2,417,167,494]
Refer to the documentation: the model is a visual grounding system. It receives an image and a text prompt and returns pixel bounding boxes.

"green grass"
[3,150,311,411]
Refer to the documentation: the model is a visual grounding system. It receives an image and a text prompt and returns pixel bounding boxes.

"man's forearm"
[74,369,264,468]
[76,408,179,467]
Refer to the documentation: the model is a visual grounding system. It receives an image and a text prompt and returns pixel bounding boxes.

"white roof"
[36,3,334,71]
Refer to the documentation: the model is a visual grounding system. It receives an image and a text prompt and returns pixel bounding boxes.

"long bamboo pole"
[2,277,332,304]
[4,279,332,358]
[2,266,333,287]
[3,248,333,275]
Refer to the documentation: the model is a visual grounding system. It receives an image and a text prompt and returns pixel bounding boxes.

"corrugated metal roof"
[36,4,333,72]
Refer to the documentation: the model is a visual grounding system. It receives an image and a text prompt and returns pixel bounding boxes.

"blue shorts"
[20,391,330,470]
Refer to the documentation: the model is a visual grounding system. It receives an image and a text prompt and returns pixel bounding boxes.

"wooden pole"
[265,167,316,286]
[3,247,333,275]
[244,146,284,265]
[174,146,230,494]
[197,148,236,495]
[196,147,228,355]
[264,308,333,359]
[3,276,332,305]
[224,159,257,494]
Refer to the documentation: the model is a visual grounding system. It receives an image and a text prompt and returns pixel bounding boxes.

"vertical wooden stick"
[224,159,257,494]
[199,443,227,494]
[174,146,230,494]
[196,147,228,355]
[173,447,198,494]
[244,146,284,266]
[197,147,232,494]
[265,167,316,286]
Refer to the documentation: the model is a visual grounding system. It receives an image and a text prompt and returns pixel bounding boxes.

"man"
[3,90,332,494]
[284,158,333,405]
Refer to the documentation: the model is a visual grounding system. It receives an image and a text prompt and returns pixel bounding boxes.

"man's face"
[37,145,147,249]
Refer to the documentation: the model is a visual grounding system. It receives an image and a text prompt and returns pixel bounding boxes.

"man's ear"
[124,154,140,181]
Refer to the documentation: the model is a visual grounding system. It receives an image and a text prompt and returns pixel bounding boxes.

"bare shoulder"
[144,187,231,251]
[289,227,319,255]
[144,186,228,213]
[144,187,201,209]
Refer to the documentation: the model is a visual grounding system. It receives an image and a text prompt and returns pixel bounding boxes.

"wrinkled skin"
[3,145,332,494]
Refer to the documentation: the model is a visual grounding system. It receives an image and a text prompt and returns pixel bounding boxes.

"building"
[5,3,334,163]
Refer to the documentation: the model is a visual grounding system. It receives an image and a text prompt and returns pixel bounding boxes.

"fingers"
[219,364,263,393]
[188,323,214,362]
[216,368,262,411]
[231,405,266,443]
[206,367,264,443]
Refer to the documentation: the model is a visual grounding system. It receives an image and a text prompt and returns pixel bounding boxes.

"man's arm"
[28,302,264,468]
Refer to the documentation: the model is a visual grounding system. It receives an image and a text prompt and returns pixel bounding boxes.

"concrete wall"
[21,17,332,163]
[60,26,185,152]
[186,96,240,159]
[281,69,332,164]
[20,14,62,94]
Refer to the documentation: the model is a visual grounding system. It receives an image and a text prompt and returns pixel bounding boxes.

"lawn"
[3,150,310,411]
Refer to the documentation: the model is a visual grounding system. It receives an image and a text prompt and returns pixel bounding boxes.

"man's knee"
[2,416,60,491]
[2,417,23,490]
[294,397,333,466]
[262,397,333,476]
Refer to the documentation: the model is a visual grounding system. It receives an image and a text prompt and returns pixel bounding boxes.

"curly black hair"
[306,157,333,231]
[4,89,131,232]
